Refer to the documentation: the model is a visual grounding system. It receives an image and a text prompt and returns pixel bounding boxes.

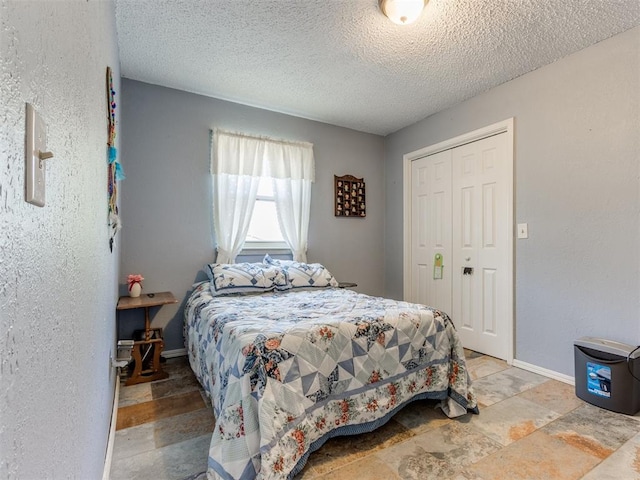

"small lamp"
[379,0,427,25]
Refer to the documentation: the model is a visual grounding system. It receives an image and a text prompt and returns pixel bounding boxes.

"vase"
[129,282,142,298]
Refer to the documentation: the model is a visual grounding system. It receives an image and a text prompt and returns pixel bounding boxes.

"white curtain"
[212,130,314,263]
[212,131,265,263]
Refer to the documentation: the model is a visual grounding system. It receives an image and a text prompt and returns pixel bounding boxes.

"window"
[212,129,314,263]
[244,177,288,249]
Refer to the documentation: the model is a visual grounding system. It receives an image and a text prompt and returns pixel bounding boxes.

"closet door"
[409,131,510,360]
[452,133,509,359]
[410,150,452,313]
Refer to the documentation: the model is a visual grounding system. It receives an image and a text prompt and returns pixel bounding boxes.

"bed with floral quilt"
[184,260,478,480]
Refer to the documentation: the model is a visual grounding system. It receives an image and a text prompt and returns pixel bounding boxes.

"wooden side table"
[117,291,177,385]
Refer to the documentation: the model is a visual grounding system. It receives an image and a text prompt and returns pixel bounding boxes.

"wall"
[119,80,385,351]
[384,27,640,377]
[0,1,120,478]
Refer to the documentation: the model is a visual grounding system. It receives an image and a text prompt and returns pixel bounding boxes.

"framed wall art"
[334,174,365,217]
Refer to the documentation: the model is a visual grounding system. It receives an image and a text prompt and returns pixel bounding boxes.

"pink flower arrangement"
[127,274,144,292]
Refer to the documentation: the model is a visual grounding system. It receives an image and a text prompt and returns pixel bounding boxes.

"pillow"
[205,263,289,296]
[263,253,294,266]
[278,261,339,289]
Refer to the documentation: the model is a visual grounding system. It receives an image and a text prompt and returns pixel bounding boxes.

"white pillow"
[263,253,294,266]
[280,261,339,289]
[205,263,289,296]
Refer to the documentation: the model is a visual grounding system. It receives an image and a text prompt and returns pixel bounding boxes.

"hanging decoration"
[106,67,124,252]
[334,174,366,217]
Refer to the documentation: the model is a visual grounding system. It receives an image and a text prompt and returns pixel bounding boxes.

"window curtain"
[211,131,265,264]
[266,141,315,262]
[212,130,314,263]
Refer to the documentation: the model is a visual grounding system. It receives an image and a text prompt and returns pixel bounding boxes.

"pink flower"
[265,338,280,350]
[292,429,306,455]
[449,362,460,384]
[273,456,284,472]
[127,274,144,291]
[319,326,334,339]
[388,383,397,396]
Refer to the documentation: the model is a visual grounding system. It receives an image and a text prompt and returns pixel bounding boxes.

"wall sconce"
[379,0,427,25]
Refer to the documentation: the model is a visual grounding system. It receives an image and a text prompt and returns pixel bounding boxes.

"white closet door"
[452,133,509,359]
[410,150,452,314]
[409,131,510,360]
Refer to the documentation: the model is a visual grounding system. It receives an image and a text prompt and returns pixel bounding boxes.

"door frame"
[402,118,515,364]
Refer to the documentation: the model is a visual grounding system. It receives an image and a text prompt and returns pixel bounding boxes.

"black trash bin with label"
[574,337,640,415]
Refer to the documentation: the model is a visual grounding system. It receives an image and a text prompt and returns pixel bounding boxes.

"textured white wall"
[0,1,120,478]
[384,27,640,377]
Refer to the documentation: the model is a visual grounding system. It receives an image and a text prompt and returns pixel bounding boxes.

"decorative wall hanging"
[106,67,124,252]
[334,174,366,217]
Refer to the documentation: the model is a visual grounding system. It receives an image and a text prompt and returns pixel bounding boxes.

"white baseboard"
[162,347,187,358]
[103,371,121,480]
[512,359,575,386]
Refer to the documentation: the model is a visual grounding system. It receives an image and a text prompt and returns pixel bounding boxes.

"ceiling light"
[379,0,427,25]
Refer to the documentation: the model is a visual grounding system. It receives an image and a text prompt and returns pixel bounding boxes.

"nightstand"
[117,291,177,385]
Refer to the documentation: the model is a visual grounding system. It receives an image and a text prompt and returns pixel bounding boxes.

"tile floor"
[111,352,640,480]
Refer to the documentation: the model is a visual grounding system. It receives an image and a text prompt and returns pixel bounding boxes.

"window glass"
[245,178,286,245]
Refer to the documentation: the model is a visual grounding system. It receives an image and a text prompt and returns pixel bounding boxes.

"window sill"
[242,242,290,251]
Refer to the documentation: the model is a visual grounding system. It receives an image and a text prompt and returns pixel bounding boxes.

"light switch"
[517,223,528,239]
[25,103,47,207]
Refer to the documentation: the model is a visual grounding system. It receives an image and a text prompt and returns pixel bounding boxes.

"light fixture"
[379,0,427,25]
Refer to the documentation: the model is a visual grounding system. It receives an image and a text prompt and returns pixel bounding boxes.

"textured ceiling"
[115,0,640,135]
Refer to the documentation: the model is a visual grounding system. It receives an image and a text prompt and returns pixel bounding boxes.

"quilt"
[184,282,478,480]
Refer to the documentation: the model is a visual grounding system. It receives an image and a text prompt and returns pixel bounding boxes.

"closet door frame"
[402,118,515,364]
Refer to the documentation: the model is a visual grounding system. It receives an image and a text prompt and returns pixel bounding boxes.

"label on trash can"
[587,362,611,398]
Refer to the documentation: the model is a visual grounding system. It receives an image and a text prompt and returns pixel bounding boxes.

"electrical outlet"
[25,103,47,207]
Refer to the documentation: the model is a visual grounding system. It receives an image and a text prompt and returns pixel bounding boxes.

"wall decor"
[334,174,365,217]
[106,67,124,252]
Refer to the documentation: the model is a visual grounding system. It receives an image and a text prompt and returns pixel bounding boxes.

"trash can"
[574,337,640,415]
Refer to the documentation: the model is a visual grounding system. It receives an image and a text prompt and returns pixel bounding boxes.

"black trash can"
[574,337,640,415]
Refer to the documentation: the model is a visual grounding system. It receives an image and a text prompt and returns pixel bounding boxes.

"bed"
[184,260,478,480]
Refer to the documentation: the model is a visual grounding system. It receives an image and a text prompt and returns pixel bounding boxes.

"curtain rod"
[213,128,313,149]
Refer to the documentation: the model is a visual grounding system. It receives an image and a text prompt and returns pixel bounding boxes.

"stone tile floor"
[111,352,640,479]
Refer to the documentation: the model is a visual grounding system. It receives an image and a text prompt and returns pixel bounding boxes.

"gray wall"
[0,1,120,478]
[119,80,385,351]
[384,27,640,377]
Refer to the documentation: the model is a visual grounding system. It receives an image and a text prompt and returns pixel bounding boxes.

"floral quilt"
[184,283,478,480]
